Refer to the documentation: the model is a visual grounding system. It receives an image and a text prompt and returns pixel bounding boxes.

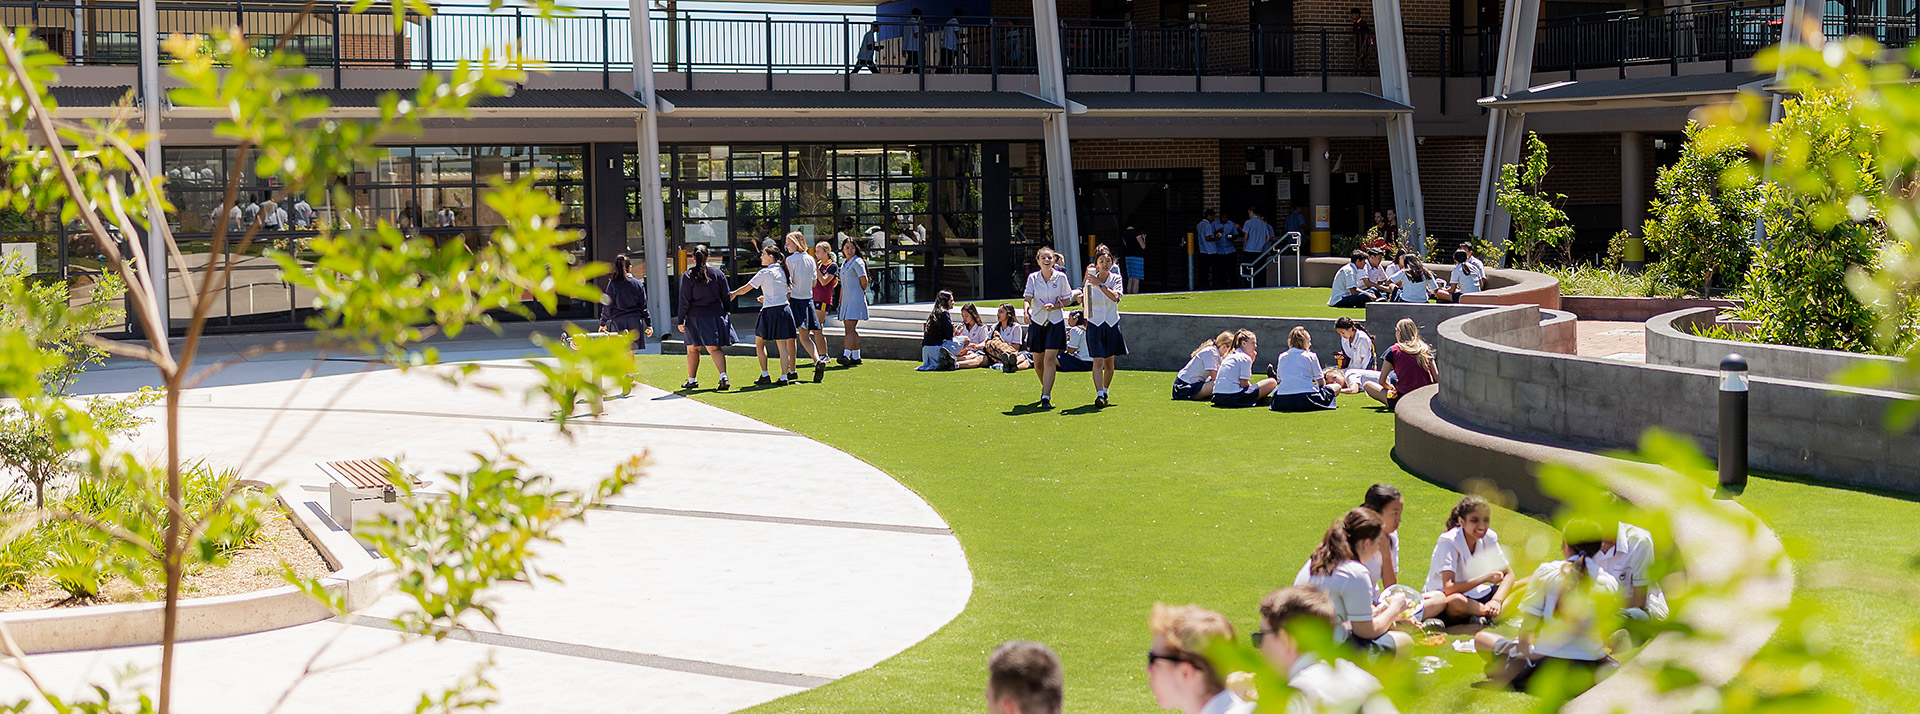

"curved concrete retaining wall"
[1393,387,1791,714]
[0,484,386,655]
[1648,308,1914,392]
[1561,296,1740,323]
[1436,305,1920,494]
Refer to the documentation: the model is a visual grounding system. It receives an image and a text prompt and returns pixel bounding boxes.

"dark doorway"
[1074,168,1203,293]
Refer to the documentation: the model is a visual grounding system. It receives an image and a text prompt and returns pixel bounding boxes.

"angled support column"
[1372,0,1426,256]
[139,0,167,335]
[1032,0,1082,281]
[632,0,671,334]
[1473,0,1539,256]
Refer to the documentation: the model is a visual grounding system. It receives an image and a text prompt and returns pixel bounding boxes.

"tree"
[1494,132,1575,267]
[0,6,646,712]
[1643,120,1762,296]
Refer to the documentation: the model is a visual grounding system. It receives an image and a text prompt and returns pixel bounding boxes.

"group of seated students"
[983,485,1670,714]
[917,296,1102,374]
[1173,318,1438,411]
[1328,244,1486,309]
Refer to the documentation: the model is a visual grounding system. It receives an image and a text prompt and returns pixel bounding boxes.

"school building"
[4,0,1856,333]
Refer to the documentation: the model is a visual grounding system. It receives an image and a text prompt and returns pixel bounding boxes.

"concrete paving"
[1575,320,1647,362]
[2,342,969,712]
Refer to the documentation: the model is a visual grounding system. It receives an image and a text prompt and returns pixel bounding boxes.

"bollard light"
[1718,353,1749,496]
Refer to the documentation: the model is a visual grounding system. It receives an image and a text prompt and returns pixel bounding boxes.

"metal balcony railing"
[1058,19,1495,85]
[1534,0,1916,76]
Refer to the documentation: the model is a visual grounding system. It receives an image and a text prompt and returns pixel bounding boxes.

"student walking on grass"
[1296,507,1415,654]
[676,244,735,391]
[1210,329,1278,408]
[730,244,799,386]
[1420,495,1514,629]
[1083,244,1127,407]
[838,236,870,365]
[1022,246,1076,409]
[783,232,827,382]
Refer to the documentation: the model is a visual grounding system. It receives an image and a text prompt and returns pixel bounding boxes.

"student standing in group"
[917,291,957,371]
[1253,587,1401,714]
[1334,316,1374,371]
[1145,604,1255,714]
[1270,326,1339,412]
[1328,250,1375,308]
[1194,209,1221,290]
[811,241,838,361]
[1298,508,1415,654]
[838,236,870,365]
[1022,246,1075,409]
[1283,205,1308,241]
[1420,495,1514,629]
[1083,244,1127,407]
[730,244,799,386]
[1242,208,1273,287]
[1124,224,1148,294]
[986,640,1065,714]
[1365,318,1437,409]
[783,233,827,383]
[1173,332,1233,401]
[598,253,653,350]
[1473,520,1621,694]
[1210,329,1278,408]
[676,244,735,391]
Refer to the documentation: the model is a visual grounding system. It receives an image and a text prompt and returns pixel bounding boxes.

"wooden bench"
[321,459,423,532]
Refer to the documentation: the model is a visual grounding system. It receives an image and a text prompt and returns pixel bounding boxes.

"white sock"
[761,370,770,378]
[852,350,861,359]
[719,372,728,379]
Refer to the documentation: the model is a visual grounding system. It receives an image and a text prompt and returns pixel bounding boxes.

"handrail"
[1240,231,1302,289]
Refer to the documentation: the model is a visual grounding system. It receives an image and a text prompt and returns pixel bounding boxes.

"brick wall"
[1072,138,1222,209]
[1417,135,1483,238]
[339,33,411,67]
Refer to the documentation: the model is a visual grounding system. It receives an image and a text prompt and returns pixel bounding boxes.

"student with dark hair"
[1396,253,1436,303]
[1328,250,1375,308]
[1436,248,1483,303]
[951,303,996,369]
[1473,520,1621,693]
[1082,244,1127,406]
[1419,495,1515,629]
[1593,519,1668,621]
[1057,310,1093,373]
[1270,326,1339,412]
[1210,329,1278,408]
[1359,484,1403,588]
[598,253,652,349]
[917,291,957,371]
[1254,587,1399,714]
[730,243,799,386]
[676,244,734,390]
[839,236,870,364]
[987,640,1064,714]
[1333,316,1374,371]
[1296,508,1414,654]
[783,232,826,382]
[985,303,1034,373]
[1146,604,1253,714]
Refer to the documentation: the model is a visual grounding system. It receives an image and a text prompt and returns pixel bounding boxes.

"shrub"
[1643,121,1762,296]
[1494,132,1576,267]
[1541,265,1686,298]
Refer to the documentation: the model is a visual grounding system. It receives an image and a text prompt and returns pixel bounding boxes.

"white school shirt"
[1305,561,1378,643]
[1176,346,1221,384]
[1243,216,1274,253]
[1519,560,1620,661]
[995,323,1024,345]
[1328,264,1363,306]
[1084,268,1123,325]
[1022,269,1073,325]
[1400,274,1434,303]
[1423,527,1508,597]
[1214,350,1256,394]
[1364,531,1399,588]
[1065,324,1087,354]
[1275,347,1323,395]
[958,323,989,345]
[1362,261,1392,287]
[784,252,817,298]
[748,265,791,305]
[1451,264,1483,294]
[1591,523,1667,619]
[1286,654,1399,714]
[1341,329,1375,371]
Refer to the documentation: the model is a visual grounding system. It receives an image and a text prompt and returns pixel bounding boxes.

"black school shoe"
[717,376,730,391]
[786,371,800,383]
[813,362,826,382]
[754,375,775,386]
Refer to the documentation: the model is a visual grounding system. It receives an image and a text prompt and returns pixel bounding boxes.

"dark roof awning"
[655,89,1060,117]
[1478,73,1771,112]
[167,88,648,118]
[1068,91,1412,116]
[49,86,137,117]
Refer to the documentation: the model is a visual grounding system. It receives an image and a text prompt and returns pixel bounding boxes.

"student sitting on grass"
[1473,520,1621,695]
[1210,329,1278,408]
[917,290,956,371]
[1334,317,1374,371]
[1058,311,1093,373]
[1271,326,1339,412]
[1253,586,1400,714]
[986,640,1064,714]
[951,303,996,369]
[1360,484,1403,589]
[1419,495,1514,629]
[1145,604,1254,714]
[986,303,1035,373]
[1593,518,1668,622]
[1296,507,1416,655]
[1364,319,1436,410]
[1173,332,1233,401]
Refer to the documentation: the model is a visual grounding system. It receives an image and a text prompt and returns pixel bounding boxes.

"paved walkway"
[1575,320,1647,363]
[5,345,969,712]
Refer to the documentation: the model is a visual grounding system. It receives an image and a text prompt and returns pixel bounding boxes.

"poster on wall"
[1275,181,1291,201]
[0,243,35,274]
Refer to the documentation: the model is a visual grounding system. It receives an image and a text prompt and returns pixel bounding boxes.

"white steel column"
[1472,0,1539,255]
[1031,0,1081,280]
[1371,0,1425,256]
[632,0,671,334]
[139,0,167,333]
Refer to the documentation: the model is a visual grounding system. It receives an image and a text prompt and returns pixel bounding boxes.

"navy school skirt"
[755,304,797,341]
[683,315,737,348]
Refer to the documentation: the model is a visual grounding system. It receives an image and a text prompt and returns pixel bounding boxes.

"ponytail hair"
[765,244,790,282]
[1193,330,1233,359]
[931,290,954,314]
[1445,495,1490,531]
[1309,507,1383,577]
[1555,519,1608,594]
[1231,329,1257,353]
[688,244,713,284]
[611,253,631,279]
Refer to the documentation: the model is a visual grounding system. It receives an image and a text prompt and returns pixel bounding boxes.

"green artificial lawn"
[631,357,1920,713]
[1123,288,1353,319]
